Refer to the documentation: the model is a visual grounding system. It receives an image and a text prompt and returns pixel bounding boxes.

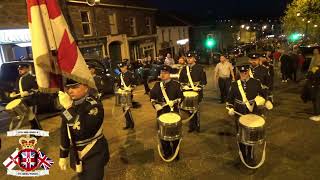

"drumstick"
[226,107,244,116]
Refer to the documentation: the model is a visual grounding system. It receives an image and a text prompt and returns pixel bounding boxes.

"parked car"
[0,61,61,113]
[85,58,116,96]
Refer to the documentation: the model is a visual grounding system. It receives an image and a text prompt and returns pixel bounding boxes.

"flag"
[26,0,96,92]
[3,149,19,170]
[37,151,54,170]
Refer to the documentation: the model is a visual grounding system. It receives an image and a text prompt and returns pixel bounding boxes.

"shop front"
[77,36,107,60]
[128,35,157,61]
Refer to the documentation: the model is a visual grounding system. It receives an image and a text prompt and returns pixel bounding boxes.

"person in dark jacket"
[58,79,109,180]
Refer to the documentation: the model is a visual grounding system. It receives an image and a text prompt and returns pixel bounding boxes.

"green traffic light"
[205,38,216,48]
[289,33,302,42]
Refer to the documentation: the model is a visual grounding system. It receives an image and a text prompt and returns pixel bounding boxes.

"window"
[129,17,137,35]
[161,29,165,41]
[80,11,92,36]
[108,13,118,34]
[145,17,152,34]
[183,28,186,38]
[168,29,171,41]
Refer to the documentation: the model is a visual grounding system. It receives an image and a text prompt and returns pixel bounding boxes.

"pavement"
[0,64,319,180]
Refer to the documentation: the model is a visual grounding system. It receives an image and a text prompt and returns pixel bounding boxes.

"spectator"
[164,53,175,66]
[308,49,320,72]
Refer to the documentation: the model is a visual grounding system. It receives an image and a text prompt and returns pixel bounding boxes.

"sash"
[237,80,254,112]
[186,66,195,88]
[160,82,170,105]
[249,68,254,78]
[120,73,129,89]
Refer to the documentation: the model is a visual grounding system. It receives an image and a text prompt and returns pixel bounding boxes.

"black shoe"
[188,129,195,133]
[196,127,200,133]
[123,127,130,130]
[219,100,225,104]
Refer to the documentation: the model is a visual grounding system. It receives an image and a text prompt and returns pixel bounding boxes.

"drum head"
[5,99,22,110]
[159,113,181,123]
[239,114,265,127]
[183,91,198,97]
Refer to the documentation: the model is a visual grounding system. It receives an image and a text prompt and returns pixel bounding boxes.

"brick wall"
[0,0,28,29]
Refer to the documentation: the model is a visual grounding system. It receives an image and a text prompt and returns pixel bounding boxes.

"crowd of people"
[5,44,320,179]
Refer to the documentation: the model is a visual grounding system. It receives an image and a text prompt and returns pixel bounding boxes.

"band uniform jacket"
[14,73,38,106]
[93,75,104,93]
[117,71,137,89]
[226,78,267,115]
[251,65,271,90]
[150,80,183,115]
[262,61,274,91]
[60,95,109,170]
[179,64,207,101]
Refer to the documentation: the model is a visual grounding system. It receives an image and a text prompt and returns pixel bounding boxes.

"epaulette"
[86,96,97,105]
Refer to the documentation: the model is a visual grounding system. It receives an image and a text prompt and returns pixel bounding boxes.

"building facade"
[66,0,157,65]
[156,13,190,58]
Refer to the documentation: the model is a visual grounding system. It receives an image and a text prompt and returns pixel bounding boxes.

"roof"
[68,0,156,9]
[156,13,191,27]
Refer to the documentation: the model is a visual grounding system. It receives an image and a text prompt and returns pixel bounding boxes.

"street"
[0,65,319,180]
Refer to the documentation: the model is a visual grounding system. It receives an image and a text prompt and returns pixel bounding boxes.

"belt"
[235,99,255,105]
[75,133,103,147]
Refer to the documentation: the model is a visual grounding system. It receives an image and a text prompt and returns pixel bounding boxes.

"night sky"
[150,0,292,19]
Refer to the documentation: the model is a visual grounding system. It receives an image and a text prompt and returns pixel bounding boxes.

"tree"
[282,0,320,43]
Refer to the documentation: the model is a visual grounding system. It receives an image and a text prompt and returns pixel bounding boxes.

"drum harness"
[157,81,182,162]
[112,73,131,121]
[236,80,266,169]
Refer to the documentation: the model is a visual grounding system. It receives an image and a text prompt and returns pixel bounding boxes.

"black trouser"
[143,69,150,93]
[160,139,180,159]
[123,108,134,128]
[218,77,231,102]
[188,111,200,132]
[29,106,42,130]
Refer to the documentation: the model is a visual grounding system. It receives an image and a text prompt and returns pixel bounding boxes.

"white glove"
[255,96,266,106]
[193,86,201,91]
[59,158,68,170]
[124,87,132,91]
[20,91,29,97]
[154,104,163,111]
[183,86,191,90]
[168,100,174,107]
[9,92,17,98]
[58,91,73,109]
[228,108,235,116]
[265,100,273,110]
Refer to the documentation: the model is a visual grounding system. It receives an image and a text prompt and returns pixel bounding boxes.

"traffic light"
[289,33,302,42]
[205,38,216,48]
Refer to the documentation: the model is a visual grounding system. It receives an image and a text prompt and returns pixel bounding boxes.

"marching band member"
[117,62,137,130]
[226,64,272,164]
[150,65,183,161]
[179,52,207,133]
[10,63,41,130]
[248,53,272,101]
[58,79,109,180]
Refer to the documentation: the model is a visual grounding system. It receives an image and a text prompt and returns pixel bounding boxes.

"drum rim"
[239,114,265,127]
[158,113,181,123]
[183,91,199,96]
[5,99,22,110]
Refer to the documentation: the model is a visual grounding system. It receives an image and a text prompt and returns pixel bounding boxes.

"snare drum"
[5,99,29,120]
[158,113,182,141]
[181,91,199,111]
[115,89,132,107]
[238,114,265,145]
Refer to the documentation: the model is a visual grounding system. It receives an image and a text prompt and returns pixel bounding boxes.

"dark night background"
[150,0,293,19]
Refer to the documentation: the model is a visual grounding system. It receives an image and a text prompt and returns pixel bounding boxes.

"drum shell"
[158,117,182,141]
[181,92,199,111]
[115,91,132,107]
[5,100,29,120]
[238,123,265,145]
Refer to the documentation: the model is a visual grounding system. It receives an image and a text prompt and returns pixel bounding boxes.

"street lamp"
[296,12,301,17]
[315,25,318,28]
[241,25,245,29]
[246,26,250,30]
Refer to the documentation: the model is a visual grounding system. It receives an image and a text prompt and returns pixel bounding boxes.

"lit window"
[80,11,92,36]
[109,13,118,34]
